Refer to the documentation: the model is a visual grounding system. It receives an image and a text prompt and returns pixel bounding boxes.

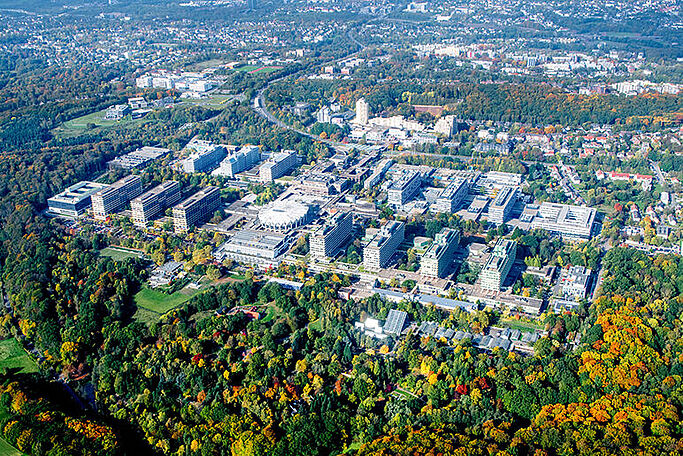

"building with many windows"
[212,145,261,178]
[131,181,181,227]
[107,146,170,169]
[355,98,370,125]
[434,178,469,213]
[310,212,353,259]
[92,175,143,219]
[259,150,297,182]
[173,186,221,233]
[215,229,290,268]
[488,186,517,224]
[387,170,421,207]
[181,142,227,173]
[47,181,109,217]
[480,238,517,291]
[530,202,597,239]
[420,228,461,278]
[363,220,405,270]
[556,265,592,300]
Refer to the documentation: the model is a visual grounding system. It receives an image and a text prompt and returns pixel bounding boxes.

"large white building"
[91,175,143,219]
[420,228,461,278]
[47,181,108,217]
[258,200,315,232]
[530,202,597,239]
[310,212,353,259]
[216,229,290,268]
[434,178,469,213]
[107,146,170,170]
[131,181,181,227]
[387,170,421,207]
[355,98,370,125]
[182,143,227,173]
[173,186,222,233]
[488,186,517,224]
[480,238,517,291]
[259,150,297,182]
[363,220,405,270]
[212,145,261,178]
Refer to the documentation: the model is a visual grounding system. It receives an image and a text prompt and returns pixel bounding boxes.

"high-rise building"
[488,186,517,224]
[434,178,469,213]
[387,170,421,207]
[173,186,221,233]
[363,220,405,270]
[92,175,143,219]
[131,181,181,227]
[259,150,297,182]
[355,98,370,125]
[420,228,461,278]
[434,115,457,137]
[310,212,353,259]
[480,238,517,291]
[47,181,109,217]
[212,145,261,178]
[182,143,227,173]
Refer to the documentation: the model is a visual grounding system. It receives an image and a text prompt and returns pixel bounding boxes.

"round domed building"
[258,200,316,232]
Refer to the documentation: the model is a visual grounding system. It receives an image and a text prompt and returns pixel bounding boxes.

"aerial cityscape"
[0,0,681,454]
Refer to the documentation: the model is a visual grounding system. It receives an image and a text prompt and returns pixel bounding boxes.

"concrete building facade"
[92,175,143,219]
[173,186,221,233]
[363,220,405,270]
[131,181,181,227]
[310,212,353,259]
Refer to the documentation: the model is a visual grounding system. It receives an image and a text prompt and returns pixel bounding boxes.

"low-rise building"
[173,186,221,233]
[91,175,143,219]
[47,181,109,217]
[107,146,170,170]
[216,229,290,268]
[530,202,597,239]
[556,265,592,300]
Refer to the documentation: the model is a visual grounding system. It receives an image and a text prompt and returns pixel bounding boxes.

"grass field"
[53,109,144,138]
[234,65,282,74]
[0,339,38,375]
[100,247,144,261]
[134,287,198,317]
[0,437,22,456]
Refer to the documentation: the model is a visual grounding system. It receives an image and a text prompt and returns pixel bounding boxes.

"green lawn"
[498,318,543,332]
[99,247,144,261]
[134,287,198,315]
[0,437,22,456]
[0,339,38,375]
[53,109,145,138]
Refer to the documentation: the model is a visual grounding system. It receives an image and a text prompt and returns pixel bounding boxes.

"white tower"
[355,98,370,125]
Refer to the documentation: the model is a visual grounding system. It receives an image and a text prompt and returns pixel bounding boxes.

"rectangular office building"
[421,228,461,278]
[387,170,421,207]
[107,146,170,169]
[530,202,597,239]
[182,143,227,173]
[363,220,405,270]
[434,178,470,213]
[310,212,353,259]
[480,238,517,291]
[488,186,517,224]
[213,145,261,178]
[173,186,221,233]
[259,150,297,182]
[92,175,143,219]
[131,181,181,227]
[47,181,109,217]
[216,229,290,268]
